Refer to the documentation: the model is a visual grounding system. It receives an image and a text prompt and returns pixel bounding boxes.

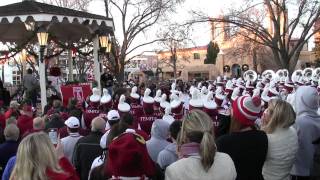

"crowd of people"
[0,68,320,180]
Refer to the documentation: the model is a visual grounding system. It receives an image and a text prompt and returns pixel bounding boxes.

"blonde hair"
[178,109,216,171]
[262,99,296,134]
[10,132,63,180]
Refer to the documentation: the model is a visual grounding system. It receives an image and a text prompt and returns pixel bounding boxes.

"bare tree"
[157,25,193,79]
[189,0,320,74]
[104,0,184,81]
[43,0,91,11]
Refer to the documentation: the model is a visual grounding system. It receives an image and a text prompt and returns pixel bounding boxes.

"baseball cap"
[107,110,120,121]
[65,116,80,128]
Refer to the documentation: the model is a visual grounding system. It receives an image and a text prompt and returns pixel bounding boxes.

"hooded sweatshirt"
[146,120,170,162]
[291,86,320,176]
[157,143,178,169]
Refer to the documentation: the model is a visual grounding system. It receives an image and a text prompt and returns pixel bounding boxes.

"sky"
[0,0,231,56]
[0,0,315,56]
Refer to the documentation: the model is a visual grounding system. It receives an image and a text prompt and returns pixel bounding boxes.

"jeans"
[107,86,113,96]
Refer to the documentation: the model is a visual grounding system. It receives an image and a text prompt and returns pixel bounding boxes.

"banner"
[60,84,92,107]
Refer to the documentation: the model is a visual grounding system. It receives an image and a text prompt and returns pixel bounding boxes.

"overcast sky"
[0,0,314,56]
[0,0,232,55]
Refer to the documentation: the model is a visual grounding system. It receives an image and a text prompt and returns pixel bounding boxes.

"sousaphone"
[243,70,258,82]
[261,70,275,81]
[302,68,313,82]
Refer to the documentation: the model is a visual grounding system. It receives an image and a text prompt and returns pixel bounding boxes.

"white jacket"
[262,127,298,180]
[165,152,236,180]
[61,133,83,164]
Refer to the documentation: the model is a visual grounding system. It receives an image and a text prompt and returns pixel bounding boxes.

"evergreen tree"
[205,41,220,64]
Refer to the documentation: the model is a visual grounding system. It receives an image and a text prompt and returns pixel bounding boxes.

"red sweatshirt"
[46,157,79,180]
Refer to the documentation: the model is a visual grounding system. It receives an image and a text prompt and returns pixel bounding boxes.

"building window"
[12,70,21,85]
[193,53,200,60]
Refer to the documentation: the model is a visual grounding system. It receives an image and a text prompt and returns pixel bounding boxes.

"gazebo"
[0,0,114,111]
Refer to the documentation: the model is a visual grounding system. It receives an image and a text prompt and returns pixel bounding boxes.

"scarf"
[179,142,200,158]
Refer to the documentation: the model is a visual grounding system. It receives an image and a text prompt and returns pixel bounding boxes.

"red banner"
[60,84,92,107]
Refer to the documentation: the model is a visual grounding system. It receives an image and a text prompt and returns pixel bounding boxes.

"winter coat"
[146,120,170,162]
[73,131,103,180]
[17,115,33,136]
[291,86,320,176]
[157,143,178,169]
[263,127,298,180]
[46,157,79,180]
[0,140,18,176]
[165,152,237,180]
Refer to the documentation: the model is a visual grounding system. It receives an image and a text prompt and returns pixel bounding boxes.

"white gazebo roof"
[0,0,114,44]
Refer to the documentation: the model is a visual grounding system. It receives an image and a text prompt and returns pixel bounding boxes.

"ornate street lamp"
[106,42,112,53]
[37,28,48,63]
[99,33,109,51]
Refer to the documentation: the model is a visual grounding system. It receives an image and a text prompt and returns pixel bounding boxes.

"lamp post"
[37,29,49,63]
[37,27,49,112]
[94,32,109,90]
[219,50,225,74]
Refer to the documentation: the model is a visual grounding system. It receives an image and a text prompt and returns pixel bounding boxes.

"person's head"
[120,113,134,126]
[10,132,62,180]
[48,113,62,123]
[52,100,62,109]
[6,117,17,126]
[4,124,20,141]
[67,98,78,109]
[33,117,45,130]
[65,116,80,133]
[106,122,129,146]
[91,117,106,132]
[10,101,20,110]
[230,96,262,132]
[27,69,33,74]
[294,86,319,116]
[261,99,295,134]
[150,119,170,140]
[107,132,155,177]
[178,109,216,171]
[169,120,182,141]
[69,109,82,121]
[107,110,120,127]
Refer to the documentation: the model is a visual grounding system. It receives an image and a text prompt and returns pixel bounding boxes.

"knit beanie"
[232,96,262,126]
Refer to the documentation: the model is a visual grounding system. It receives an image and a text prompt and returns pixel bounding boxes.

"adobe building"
[157,10,317,81]
[157,46,220,81]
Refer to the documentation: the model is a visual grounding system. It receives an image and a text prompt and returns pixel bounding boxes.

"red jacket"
[0,113,5,129]
[46,157,79,180]
[138,115,158,135]
[17,115,33,136]
[83,106,100,129]
[4,108,19,120]
[130,103,143,118]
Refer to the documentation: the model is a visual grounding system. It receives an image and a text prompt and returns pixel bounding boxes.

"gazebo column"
[68,49,74,81]
[39,58,47,112]
[93,35,101,90]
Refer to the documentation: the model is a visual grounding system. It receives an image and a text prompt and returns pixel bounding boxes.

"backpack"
[311,137,320,179]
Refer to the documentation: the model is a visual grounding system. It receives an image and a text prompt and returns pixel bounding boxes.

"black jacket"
[73,131,103,180]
